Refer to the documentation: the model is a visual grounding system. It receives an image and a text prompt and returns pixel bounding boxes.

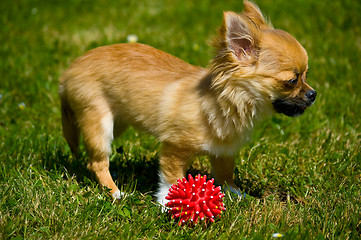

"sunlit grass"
[1,0,360,239]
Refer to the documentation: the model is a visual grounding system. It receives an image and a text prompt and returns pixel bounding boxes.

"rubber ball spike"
[165,174,226,226]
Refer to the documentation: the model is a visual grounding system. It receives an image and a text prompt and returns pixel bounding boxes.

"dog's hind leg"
[78,107,121,199]
[60,97,80,157]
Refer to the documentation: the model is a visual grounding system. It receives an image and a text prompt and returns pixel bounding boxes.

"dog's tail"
[59,86,80,157]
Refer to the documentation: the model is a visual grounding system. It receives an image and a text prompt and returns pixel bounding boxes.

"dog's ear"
[213,1,270,63]
[223,11,260,62]
[243,0,268,29]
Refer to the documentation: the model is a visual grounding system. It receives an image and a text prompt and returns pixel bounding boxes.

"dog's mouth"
[272,98,311,117]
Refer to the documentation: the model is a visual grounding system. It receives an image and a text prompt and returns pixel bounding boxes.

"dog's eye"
[288,78,298,85]
[287,72,300,86]
[287,78,298,85]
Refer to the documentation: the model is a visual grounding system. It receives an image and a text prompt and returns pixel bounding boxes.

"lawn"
[1,0,360,239]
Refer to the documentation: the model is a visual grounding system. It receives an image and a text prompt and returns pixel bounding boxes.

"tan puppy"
[59,1,316,204]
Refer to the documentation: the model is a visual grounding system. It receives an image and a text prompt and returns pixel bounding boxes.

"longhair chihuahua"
[59,1,316,204]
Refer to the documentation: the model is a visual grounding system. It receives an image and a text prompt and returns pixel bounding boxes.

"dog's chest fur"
[153,70,273,157]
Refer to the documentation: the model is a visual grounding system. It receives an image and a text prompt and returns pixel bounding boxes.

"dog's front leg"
[156,143,194,206]
[210,155,243,197]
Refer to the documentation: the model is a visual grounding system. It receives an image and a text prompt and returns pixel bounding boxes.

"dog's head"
[211,0,316,117]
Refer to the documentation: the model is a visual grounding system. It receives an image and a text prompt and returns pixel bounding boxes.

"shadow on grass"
[234,167,307,204]
[109,146,160,194]
[42,147,94,186]
[41,138,212,198]
[42,139,271,200]
[41,146,161,194]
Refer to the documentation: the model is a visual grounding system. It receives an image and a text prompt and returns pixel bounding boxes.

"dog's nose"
[306,90,317,102]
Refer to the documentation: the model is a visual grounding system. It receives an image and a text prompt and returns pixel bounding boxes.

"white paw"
[224,185,247,199]
[156,173,172,211]
[112,190,126,199]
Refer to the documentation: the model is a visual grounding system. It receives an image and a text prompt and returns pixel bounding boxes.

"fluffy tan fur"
[59,1,315,203]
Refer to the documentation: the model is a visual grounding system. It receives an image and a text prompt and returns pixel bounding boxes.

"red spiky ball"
[165,174,226,226]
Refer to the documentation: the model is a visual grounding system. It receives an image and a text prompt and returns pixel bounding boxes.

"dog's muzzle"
[305,89,317,104]
[272,90,317,117]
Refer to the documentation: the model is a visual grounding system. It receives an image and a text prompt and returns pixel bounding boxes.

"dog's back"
[59,43,203,144]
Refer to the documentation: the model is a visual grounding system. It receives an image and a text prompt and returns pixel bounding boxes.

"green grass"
[1,0,360,239]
